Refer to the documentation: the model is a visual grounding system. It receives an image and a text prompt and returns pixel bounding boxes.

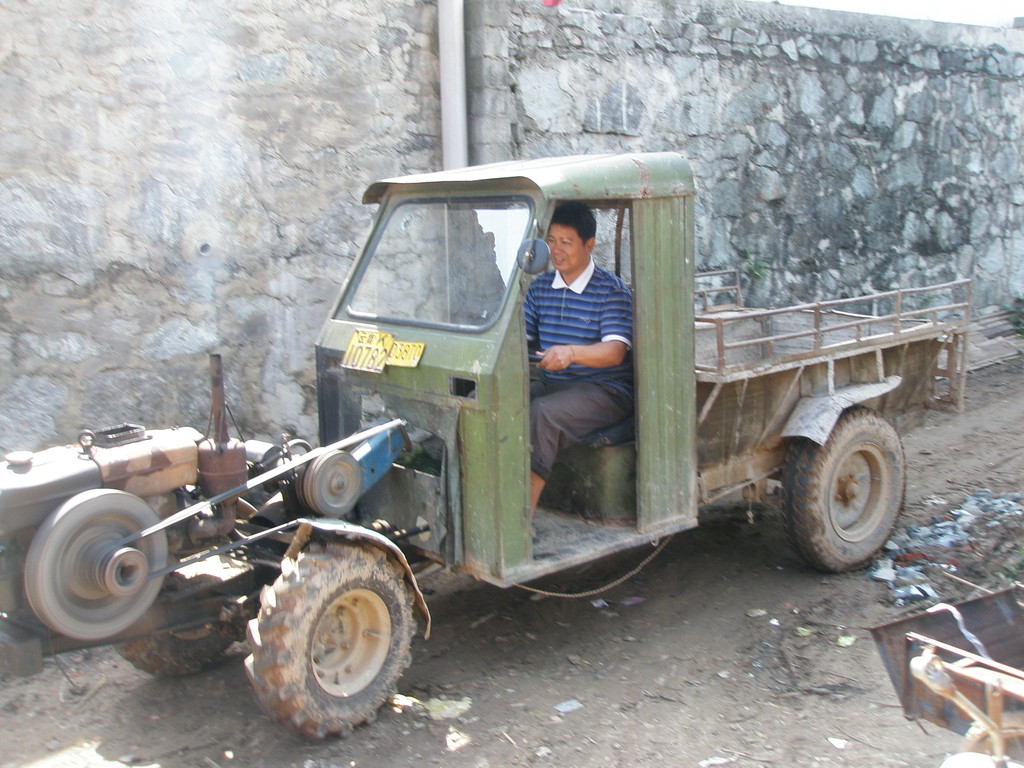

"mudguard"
[781,375,903,445]
[293,517,432,639]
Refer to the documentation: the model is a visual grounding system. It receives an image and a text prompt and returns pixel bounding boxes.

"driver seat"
[539,415,636,524]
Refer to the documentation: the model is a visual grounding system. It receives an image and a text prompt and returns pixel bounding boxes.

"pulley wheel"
[298,450,363,517]
[24,488,168,641]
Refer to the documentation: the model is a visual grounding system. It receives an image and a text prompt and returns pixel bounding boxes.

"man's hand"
[537,345,575,371]
[537,340,627,371]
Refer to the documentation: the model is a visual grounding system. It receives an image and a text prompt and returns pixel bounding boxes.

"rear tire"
[116,624,239,676]
[781,407,905,572]
[244,543,414,739]
[115,571,243,676]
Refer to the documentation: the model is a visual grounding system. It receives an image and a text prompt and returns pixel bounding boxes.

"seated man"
[524,201,634,513]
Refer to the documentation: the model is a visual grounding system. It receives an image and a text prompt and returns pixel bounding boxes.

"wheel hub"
[834,472,861,504]
[830,447,885,540]
[311,588,391,697]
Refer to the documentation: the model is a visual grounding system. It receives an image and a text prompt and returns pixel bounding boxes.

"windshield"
[343,197,533,329]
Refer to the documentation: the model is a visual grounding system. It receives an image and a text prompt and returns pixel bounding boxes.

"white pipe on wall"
[438,0,469,169]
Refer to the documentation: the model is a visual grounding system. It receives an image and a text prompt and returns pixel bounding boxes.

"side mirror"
[517,238,550,274]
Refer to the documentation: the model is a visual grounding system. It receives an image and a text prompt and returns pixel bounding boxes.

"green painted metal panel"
[362,152,696,205]
[459,309,531,577]
[632,195,698,533]
[316,270,534,582]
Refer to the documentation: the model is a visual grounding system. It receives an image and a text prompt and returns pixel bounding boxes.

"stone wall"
[1,0,1022,453]
[475,0,1024,312]
[0,0,439,452]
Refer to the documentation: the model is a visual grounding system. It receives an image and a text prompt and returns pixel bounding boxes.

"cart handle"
[911,647,1008,766]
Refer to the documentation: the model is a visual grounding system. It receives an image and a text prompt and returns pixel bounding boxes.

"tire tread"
[244,543,414,739]
[781,407,905,573]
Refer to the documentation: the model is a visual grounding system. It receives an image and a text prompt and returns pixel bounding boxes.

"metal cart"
[872,585,1024,766]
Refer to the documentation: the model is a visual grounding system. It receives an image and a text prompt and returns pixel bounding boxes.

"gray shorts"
[529,379,632,480]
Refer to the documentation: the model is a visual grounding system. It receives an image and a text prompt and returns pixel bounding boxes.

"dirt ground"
[2,357,1023,768]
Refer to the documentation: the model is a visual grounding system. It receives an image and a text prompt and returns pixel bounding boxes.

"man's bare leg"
[530,471,546,518]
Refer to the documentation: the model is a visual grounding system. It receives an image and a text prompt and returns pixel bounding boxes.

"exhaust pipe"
[190,354,248,541]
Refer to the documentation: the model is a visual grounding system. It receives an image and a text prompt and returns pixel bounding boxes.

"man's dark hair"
[550,201,597,243]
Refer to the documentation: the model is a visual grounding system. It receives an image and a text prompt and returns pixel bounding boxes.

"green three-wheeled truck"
[0,152,970,738]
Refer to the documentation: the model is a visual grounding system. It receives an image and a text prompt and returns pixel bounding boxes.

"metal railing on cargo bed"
[693,271,972,382]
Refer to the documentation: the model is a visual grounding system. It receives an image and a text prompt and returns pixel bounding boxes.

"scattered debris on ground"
[870,490,1024,604]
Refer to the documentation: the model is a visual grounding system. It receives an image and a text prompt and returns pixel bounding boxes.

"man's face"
[546,223,594,285]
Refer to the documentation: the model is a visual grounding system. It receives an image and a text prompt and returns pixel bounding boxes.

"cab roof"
[361,152,696,205]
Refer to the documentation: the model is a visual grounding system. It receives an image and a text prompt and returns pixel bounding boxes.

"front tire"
[244,542,414,739]
[781,407,905,572]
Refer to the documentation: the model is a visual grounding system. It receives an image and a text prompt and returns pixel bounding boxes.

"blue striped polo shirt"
[524,261,634,397]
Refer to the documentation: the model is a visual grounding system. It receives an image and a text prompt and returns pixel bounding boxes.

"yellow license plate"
[342,330,425,373]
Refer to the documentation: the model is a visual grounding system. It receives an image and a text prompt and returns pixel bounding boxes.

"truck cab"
[316,152,700,586]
